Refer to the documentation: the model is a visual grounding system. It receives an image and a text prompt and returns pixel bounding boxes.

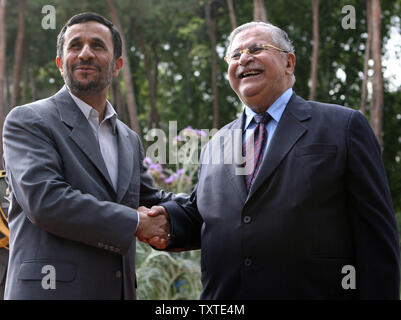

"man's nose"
[78,44,95,60]
[238,49,253,65]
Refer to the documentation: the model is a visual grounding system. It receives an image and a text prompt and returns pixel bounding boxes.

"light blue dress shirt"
[243,88,293,158]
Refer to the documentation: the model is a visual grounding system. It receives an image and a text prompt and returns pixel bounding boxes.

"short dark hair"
[57,12,122,60]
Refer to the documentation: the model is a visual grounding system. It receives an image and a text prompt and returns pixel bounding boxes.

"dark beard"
[64,61,113,96]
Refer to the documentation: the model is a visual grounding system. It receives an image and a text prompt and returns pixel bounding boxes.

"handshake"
[135,206,170,249]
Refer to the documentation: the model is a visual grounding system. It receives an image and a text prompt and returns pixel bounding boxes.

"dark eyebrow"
[91,37,107,46]
[68,36,82,45]
[67,36,107,46]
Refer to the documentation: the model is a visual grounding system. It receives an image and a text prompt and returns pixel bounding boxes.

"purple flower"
[174,135,185,142]
[182,126,207,138]
[177,169,184,175]
[195,129,207,137]
[143,157,153,166]
[183,126,196,136]
[164,175,176,184]
[149,163,163,173]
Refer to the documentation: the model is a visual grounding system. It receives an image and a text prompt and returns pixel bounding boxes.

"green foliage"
[145,126,209,193]
[136,127,205,300]
[136,242,201,300]
[383,90,401,212]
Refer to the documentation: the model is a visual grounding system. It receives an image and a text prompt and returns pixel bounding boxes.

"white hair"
[227,21,296,84]
[227,21,295,54]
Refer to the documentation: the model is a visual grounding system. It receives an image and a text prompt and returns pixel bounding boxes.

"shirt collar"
[243,88,293,130]
[67,89,117,134]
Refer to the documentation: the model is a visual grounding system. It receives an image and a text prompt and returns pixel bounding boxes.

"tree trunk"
[23,38,37,102]
[106,0,140,134]
[0,0,6,168]
[130,18,160,130]
[206,1,219,129]
[360,0,372,115]
[115,78,129,125]
[253,0,268,22]
[5,67,9,110]
[184,45,193,123]
[370,0,384,148]
[28,59,37,102]
[11,0,25,108]
[309,0,319,101]
[227,0,237,30]
[148,52,160,130]
[21,41,28,105]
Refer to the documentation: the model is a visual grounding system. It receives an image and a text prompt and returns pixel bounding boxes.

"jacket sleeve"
[3,105,138,255]
[161,183,203,250]
[346,110,400,299]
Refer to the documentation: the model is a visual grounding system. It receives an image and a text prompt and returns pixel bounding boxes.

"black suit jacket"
[163,93,400,299]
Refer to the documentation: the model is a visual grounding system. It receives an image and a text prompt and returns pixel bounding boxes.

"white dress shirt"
[68,91,119,191]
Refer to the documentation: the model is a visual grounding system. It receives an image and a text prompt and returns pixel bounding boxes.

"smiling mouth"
[75,67,97,71]
[239,70,263,79]
[73,63,100,72]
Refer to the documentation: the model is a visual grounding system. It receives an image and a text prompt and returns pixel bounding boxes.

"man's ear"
[285,52,296,76]
[56,56,64,76]
[113,56,123,78]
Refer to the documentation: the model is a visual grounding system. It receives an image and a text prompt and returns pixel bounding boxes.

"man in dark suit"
[148,21,400,299]
[2,12,177,299]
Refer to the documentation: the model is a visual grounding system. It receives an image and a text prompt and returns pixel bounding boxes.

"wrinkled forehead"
[229,26,274,52]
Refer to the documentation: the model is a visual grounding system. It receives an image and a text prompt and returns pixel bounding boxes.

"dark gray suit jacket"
[163,93,400,299]
[2,87,179,299]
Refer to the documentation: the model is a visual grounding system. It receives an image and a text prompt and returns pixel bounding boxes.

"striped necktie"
[243,113,271,191]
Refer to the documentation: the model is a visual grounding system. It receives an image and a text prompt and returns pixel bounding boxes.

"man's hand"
[135,206,170,249]
[145,206,170,248]
[147,205,169,218]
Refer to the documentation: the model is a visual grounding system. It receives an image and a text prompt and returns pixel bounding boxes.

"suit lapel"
[220,112,248,204]
[54,86,115,191]
[247,94,311,200]
[115,122,134,203]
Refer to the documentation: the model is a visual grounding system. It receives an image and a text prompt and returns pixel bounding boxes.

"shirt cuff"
[135,211,140,232]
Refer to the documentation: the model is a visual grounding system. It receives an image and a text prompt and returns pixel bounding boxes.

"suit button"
[244,258,252,267]
[115,270,122,278]
[243,216,252,224]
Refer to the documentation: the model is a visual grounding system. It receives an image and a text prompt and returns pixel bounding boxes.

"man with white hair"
[150,21,400,299]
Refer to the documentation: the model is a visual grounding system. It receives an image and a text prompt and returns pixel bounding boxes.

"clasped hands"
[135,206,170,249]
